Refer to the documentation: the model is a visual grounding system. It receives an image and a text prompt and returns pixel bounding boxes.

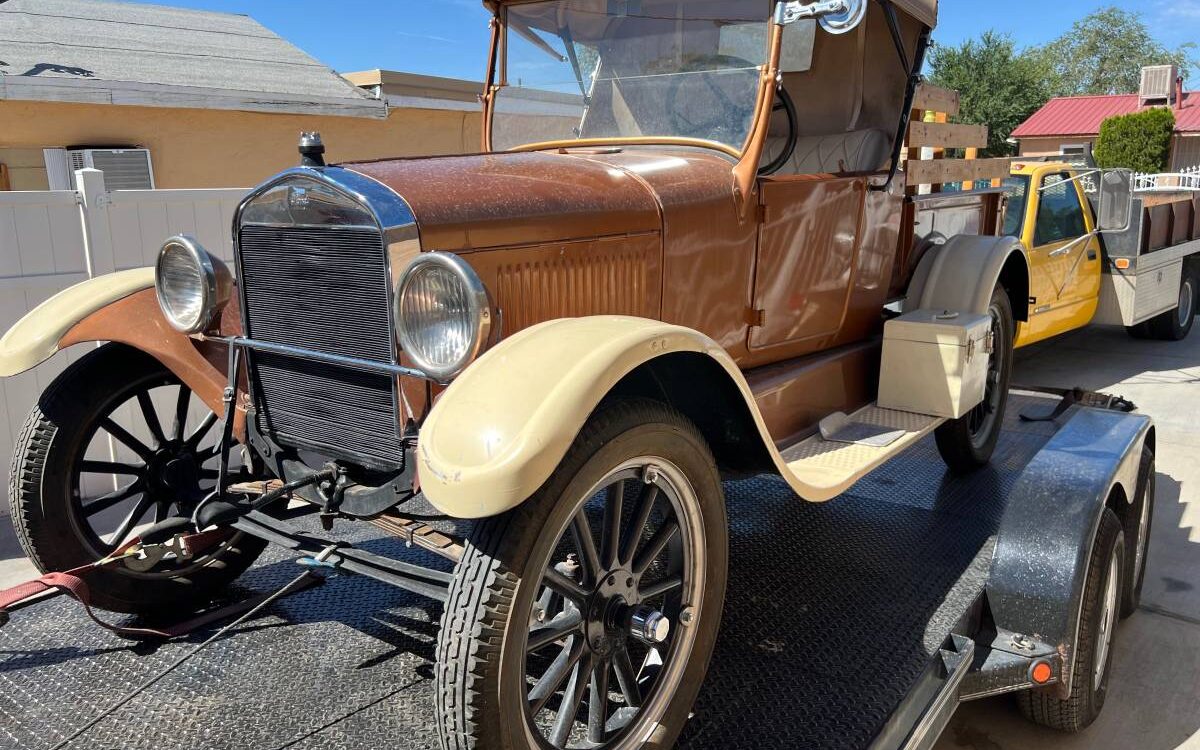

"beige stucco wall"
[0,99,483,189]
[1019,134,1199,171]
[0,147,51,190]
[1017,136,1097,158]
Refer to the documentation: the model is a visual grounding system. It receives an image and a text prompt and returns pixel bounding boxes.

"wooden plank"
[907,122,988,149]
[0,164,9,192]
[912,84,960,116]
[906,158,1012,187]
[963,147,979,191]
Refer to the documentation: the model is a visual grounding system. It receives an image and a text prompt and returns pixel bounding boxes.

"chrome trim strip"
[206,335,431,381]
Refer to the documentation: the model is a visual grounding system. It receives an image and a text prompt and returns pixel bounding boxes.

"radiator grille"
[238,225,393,362]
[238,224,404,468]
[250,352,404,467]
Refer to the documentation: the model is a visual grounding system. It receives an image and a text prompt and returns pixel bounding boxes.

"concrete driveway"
[1,324,1198,749]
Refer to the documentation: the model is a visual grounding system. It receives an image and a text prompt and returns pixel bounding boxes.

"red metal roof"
[1012,92,1200,138]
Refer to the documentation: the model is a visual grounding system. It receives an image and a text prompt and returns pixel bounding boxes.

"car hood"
[341,150,664,251]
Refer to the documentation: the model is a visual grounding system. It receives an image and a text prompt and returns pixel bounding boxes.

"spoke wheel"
[71,377,222,565]
[436,399,728,750]
[522,459,703,748]
[9,343,266,614]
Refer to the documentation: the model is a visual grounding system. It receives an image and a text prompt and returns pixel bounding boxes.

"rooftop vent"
[1140,65,1180,105]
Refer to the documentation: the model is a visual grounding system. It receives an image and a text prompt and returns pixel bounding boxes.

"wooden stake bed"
[905,84,1011,192]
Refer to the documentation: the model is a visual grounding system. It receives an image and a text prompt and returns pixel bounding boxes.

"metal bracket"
[774,0,866,34]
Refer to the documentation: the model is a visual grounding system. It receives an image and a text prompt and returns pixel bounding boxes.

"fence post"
[76,168,116,279]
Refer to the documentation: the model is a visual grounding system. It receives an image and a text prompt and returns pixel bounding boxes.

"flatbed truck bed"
[0,393,1152,749]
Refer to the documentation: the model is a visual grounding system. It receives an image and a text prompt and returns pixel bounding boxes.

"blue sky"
[144,0,1200,82]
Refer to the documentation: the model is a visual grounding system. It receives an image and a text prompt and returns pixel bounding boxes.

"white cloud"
[1154,0,1200,21]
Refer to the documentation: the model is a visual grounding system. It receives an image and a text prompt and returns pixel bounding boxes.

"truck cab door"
[748,175,866,355]
[1019,171,1102,345]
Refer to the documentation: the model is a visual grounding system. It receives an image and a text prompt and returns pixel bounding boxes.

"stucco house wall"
[0,99,482,189]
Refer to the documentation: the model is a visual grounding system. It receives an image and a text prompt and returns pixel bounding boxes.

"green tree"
[1037,7,1196,96]
[928,32,1051,156]
[1093,108,1176,173]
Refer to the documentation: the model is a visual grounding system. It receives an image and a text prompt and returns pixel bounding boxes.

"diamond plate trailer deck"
[0,393,1152,750]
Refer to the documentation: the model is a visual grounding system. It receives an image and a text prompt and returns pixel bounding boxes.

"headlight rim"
[395,252,492,383]
[155,235,231,335]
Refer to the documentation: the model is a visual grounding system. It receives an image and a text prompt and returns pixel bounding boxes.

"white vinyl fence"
[1134,166,1200,193]
[0,169,246,517]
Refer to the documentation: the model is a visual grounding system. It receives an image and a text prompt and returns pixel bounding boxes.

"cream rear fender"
[905,235,1031,322]
[0,268,155,376]
[419,316,829,519]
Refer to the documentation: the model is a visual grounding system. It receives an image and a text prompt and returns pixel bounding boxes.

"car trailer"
[0,390,1154,750]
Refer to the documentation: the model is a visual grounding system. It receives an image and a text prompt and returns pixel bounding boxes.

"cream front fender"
[0,268,155,377]
[419,316,788,519]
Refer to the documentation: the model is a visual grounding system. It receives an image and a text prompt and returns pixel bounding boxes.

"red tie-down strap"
[0,570,180,638]
[0,529,306,639]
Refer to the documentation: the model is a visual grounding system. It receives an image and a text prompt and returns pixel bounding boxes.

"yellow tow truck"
[1003,161,1200,346]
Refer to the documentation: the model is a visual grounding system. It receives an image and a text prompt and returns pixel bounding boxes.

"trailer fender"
[986,407,1151,698]
[0,269,235,434]
[906,235,1030,322]
[419,316,791,519]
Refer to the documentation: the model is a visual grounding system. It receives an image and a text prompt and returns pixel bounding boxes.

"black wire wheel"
[435,399,728,750]
[934,285,1015,473]
[8,343,266,614]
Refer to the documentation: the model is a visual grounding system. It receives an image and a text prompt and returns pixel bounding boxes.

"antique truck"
[0,1,1083,748]
[1003,160,1200,346]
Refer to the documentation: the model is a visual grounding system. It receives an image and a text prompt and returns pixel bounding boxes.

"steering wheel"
[759,86,798,176]
[664,54,760,142]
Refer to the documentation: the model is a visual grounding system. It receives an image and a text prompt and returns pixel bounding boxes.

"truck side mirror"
[1097,169,1133,233]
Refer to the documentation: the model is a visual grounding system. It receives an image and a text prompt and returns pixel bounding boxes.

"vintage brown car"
[1,0,1030,747]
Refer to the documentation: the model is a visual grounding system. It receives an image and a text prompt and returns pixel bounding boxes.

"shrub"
[1093,107,1176,173]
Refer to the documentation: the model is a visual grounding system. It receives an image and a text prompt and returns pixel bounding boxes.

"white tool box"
[877,309,992,419]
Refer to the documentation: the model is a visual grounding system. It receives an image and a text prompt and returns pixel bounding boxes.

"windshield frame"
[481,0,782,163]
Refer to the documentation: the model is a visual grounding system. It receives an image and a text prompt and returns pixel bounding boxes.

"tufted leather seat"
[767,129,892,175]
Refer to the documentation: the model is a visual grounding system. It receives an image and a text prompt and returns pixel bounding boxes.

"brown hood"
[342,151,663,251]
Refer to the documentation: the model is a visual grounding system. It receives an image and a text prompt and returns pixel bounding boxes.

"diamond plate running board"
[780,403,945,500]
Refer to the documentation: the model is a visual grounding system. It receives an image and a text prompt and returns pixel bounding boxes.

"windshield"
[491,0,770,154]
[1001,175,1030,238]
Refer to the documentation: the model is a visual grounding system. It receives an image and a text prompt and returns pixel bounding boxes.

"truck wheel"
[435,399,728,750]
[1017,509,1124,732]
[934,285,1014,473]
[1120,447,1155,619]
[8,343,266,615]
[1149,271,1196,341]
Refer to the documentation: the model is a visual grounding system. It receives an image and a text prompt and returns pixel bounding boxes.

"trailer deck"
[0,395,1069,750]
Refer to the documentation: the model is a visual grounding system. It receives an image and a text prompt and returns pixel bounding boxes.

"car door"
[748,175,866,356]
[1020,171,1101,344]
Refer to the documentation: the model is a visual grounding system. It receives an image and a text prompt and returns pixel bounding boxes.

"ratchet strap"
[0,531,318,639]
[1016,385,1137,422]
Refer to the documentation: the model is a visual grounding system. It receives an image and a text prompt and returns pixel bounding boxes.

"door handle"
[1087,250,1098,261]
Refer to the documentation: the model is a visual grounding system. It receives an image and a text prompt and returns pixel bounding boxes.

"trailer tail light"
[1031,660,1054,685]
[1115,258,1132,270]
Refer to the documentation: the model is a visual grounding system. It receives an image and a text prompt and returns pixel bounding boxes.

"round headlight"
[395,253,492,382]
[155,235,231,334]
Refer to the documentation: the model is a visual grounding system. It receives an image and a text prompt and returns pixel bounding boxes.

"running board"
[778,404,945,501]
